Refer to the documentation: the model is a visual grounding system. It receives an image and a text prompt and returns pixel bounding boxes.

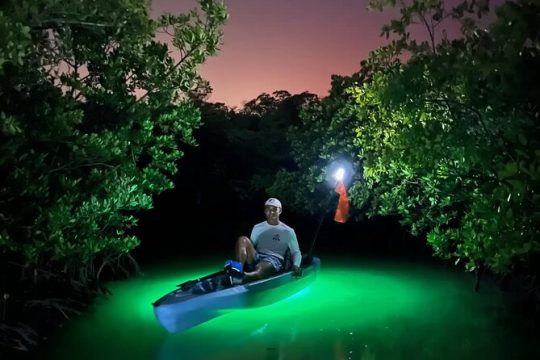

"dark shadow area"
[132,184,433,267]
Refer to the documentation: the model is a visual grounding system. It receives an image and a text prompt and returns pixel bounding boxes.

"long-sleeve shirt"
[250,221,301,267]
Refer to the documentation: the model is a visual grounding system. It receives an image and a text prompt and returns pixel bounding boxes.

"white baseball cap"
[264,198,282,209]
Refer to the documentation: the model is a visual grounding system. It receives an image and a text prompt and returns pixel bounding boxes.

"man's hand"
[292,265,303,277]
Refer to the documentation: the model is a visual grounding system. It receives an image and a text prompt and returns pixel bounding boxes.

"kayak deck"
[153,257,320,333]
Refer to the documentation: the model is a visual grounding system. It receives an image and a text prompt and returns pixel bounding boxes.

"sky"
[150,0,503,108]
[150,0,398,108]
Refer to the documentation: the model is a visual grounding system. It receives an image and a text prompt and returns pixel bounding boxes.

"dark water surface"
[39,256,538,360]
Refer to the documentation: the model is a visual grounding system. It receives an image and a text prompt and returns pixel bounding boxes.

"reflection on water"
[41,257,538,360]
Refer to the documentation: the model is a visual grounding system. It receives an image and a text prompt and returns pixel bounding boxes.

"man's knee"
[235,236,251,252]
[236,236,250,246]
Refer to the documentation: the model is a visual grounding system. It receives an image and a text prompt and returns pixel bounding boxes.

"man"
[227,198,302,284]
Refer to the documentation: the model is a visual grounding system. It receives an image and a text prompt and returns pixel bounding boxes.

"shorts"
[246,252,284,272]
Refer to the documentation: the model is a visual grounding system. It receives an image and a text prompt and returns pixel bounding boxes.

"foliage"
[189,91,317,206]
[368,0,491,54]
[343,0,540,274]
[0,0,227,353]
[267,75,366,216]
[271,0,539,276]
[0,0,226,275]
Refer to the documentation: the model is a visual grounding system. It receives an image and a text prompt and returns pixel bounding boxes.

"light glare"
[334,168,345,181]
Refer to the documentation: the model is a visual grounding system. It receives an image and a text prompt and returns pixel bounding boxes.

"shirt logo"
[272,234,281,242]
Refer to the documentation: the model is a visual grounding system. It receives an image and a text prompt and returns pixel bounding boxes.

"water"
[40,256,537,360]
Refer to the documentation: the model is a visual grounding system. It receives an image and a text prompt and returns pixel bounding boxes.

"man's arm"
[289,229,302,276]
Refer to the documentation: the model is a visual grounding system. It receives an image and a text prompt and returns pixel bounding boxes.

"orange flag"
[334,180,349,223]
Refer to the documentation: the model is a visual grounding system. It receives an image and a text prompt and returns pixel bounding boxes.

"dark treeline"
[134,91,318,259]
[133,90,424,262]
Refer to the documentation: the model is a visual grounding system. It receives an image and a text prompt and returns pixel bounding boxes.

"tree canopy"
[0,0,227,352]
[0,0,226,277]
[273,0,540,275]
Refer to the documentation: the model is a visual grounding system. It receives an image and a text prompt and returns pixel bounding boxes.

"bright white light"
[333,167,345,181]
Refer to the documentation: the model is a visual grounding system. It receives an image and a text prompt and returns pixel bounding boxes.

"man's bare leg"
[234,236,257,268]
[243,261,276,283]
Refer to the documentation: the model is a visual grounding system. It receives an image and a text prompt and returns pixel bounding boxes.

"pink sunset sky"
[151,0,504,108]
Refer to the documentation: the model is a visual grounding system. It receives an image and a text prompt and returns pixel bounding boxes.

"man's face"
[264,205,281,222]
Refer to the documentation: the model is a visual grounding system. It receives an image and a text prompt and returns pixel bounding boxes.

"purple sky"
[151,0,503,108]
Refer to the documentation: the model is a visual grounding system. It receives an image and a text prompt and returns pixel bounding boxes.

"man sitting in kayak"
[226,198,303,285]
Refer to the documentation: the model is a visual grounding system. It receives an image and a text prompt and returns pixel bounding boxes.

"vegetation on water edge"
[0,0,226,353]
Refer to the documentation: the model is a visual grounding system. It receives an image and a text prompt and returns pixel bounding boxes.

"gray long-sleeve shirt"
[250,221,301,267]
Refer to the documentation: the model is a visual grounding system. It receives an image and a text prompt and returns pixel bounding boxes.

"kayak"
[152,256,320,333]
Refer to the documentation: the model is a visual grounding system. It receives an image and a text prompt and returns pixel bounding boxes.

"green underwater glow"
[42,256,539,360]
